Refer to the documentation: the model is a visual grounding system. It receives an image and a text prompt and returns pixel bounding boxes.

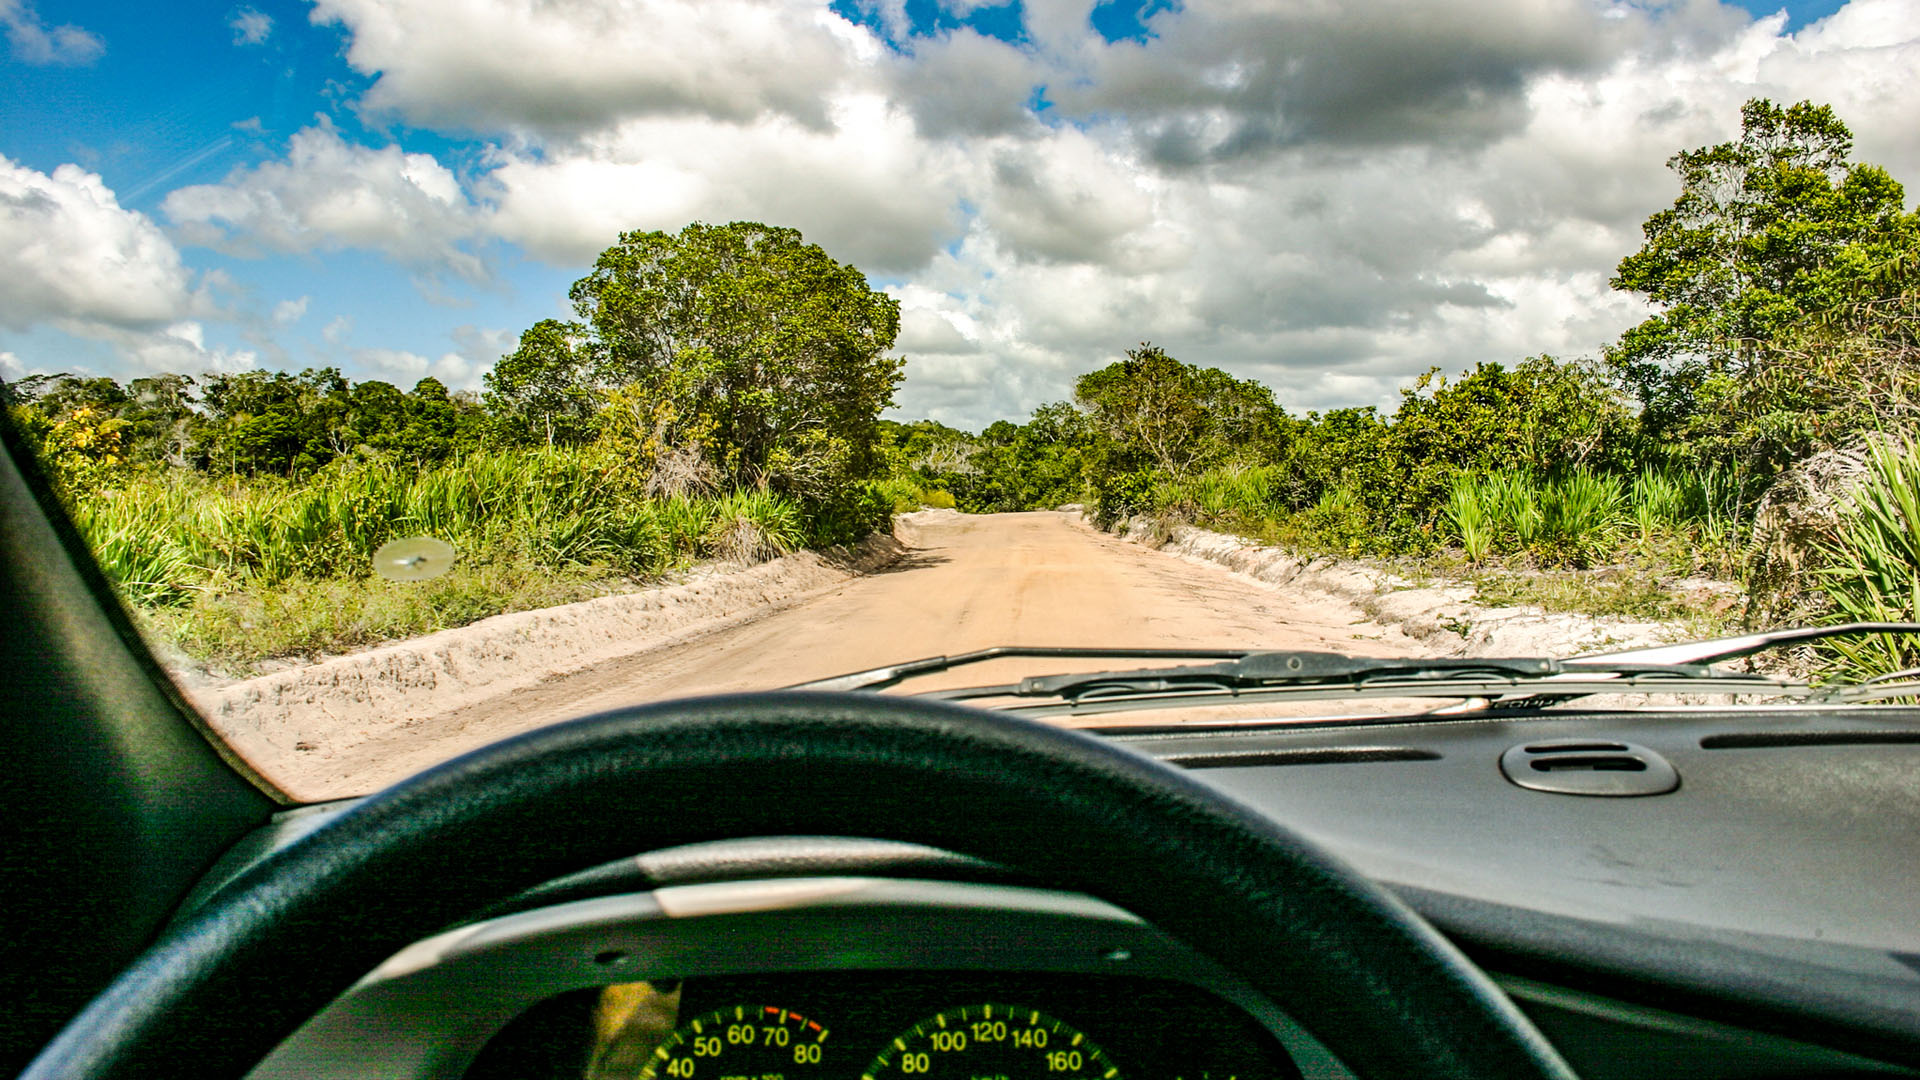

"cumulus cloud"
[357,346,484,390]
[310,0,868,134]
[1042,0,1627,163]
[229,6,273,45]
[110,321,260,373]
[2,0,103,65]
[483,95,967,272]
[164,122,489,282]
[0,156,196,333]
[273,296,309,325]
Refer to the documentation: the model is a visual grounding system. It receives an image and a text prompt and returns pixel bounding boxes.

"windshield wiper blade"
[1578,621,1920,666]
[909,651,1761,710]
[786,645,1255,693]
[794,626,1920,716]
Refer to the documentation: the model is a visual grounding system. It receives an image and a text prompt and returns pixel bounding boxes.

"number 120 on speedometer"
[863,1005,1120,1080]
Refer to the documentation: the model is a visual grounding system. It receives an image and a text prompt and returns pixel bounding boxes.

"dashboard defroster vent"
[1164,747,1440,769]
[1498,739,1679,796]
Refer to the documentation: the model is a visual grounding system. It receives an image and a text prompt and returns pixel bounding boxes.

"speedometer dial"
[863,1005,1120,1080]
[638,1005,831,1080]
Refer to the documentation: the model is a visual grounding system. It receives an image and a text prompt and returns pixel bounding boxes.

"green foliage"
[1630,468,1687,547]
[1814,436,1920,679]
[482,319,600,447]
[566,221,904,498]
[1608,98,1920,473]
[707,489,805,562]
[1444,475,1493,564]
[1075,343,1287,484]
[56,448,821,668]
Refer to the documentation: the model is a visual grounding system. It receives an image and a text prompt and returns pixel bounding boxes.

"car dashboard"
[222,703,1920,1080]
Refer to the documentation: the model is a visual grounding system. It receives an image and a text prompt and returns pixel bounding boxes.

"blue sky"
[2,0,1914,427]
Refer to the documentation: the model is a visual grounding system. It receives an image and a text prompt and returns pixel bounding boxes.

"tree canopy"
[1608,98,1920,462]
[557,221,904,497]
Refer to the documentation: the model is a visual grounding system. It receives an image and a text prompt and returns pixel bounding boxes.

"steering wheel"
[25,692,1575,1080]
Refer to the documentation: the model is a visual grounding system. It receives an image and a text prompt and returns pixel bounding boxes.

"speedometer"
[863,1005,1120,1080]
[638,1004,832,1080]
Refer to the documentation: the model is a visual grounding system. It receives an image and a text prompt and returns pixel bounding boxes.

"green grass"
[66,447,818,674]
[1814,435,1920,680]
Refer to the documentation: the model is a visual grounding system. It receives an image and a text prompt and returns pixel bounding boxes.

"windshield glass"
[4,0,1919,800]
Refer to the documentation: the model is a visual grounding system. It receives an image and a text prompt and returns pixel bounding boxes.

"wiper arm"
[791,624,1920,716]
[1579,621,1920,666]
[786,646,1254,692]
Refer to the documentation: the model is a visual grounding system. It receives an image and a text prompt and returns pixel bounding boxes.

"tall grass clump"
[1443,474,1493,563]
[1814,436,1920,680]
[1630,467,1687,547]
[707,489,804,562]
[1538,468,1625,565]
[1191,464,1276,521]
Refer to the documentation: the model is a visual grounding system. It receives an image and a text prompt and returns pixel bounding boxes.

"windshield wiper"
[908,652,1791,715]
[788,646,1257,692]
[788,623,1920,717]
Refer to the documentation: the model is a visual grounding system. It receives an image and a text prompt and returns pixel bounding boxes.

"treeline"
[885,347,1649,563]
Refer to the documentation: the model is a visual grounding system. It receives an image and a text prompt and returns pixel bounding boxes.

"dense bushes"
[52,447,824,668]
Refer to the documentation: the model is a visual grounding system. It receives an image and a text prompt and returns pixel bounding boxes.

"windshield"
[4,0,1919,800]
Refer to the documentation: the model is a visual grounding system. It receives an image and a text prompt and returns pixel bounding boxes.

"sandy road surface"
[300,511,1419,795]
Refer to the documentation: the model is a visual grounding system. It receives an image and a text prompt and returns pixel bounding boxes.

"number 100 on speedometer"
[864,1005,1119,1080]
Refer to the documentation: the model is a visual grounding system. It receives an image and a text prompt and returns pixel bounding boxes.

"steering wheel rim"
[25,691,1575,1080]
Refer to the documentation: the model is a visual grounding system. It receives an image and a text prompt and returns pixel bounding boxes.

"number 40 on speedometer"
[863,1005,1120,1080]
[640,1005,829,1080]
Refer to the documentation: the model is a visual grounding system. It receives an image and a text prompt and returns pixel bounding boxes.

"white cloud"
[357,346,484,390]
[0,350,25,381]
[310,0,869,134]
[163,122,488,282]
[1,0,103,65]
[110,322,259,373]
[322,315,353,344]
[273,296,309,326]
[483,95,967,272]
[229,6,272,45]
[0,156,196,333]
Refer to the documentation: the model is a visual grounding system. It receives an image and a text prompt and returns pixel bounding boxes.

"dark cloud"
[1054,0,1624,163]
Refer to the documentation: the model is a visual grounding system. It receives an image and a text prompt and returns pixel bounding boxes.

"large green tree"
[1073,344,1286,478]
[1608,98,1920,464]
[483,318,600,448]
[565,221,903,497]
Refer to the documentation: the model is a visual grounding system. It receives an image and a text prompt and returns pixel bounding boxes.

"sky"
[1,0,1915,430]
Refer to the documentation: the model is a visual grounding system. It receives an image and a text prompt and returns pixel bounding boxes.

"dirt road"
[295,511,1419,796]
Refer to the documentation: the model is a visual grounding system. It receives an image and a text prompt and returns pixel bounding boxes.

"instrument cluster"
[464,970,1303,1080]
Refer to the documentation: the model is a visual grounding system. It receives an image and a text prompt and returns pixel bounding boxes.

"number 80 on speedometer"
[640,1005,830,1080]
[864,1005,1120,1080]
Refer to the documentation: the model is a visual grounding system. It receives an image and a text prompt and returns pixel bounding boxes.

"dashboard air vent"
[1498,738,1678,796]
[1701,731,1920,749]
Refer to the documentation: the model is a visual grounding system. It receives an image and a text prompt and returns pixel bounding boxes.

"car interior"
[8,402,1920,1080]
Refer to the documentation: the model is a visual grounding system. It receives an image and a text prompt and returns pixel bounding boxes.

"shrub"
[1814,436,1920,679]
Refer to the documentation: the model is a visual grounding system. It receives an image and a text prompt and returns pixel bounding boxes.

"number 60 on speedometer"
[640,1005,830,1080]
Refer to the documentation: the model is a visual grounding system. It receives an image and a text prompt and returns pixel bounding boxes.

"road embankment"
[1114,515,1688,658]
